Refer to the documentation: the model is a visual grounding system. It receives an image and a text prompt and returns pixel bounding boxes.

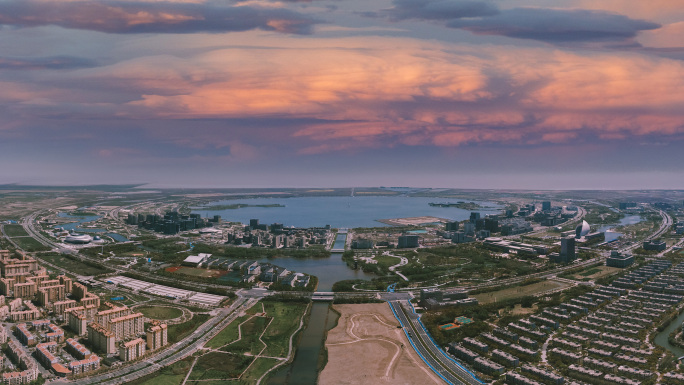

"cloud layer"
[0,0,319,34]
[448,8,660,43]
[3,36,683,156]
[383,0,498,21]
[0,0,683,187]
[379,0,659,44]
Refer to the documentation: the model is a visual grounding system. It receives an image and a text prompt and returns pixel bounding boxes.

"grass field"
[570,265,622,280]
[191,302,308,384]
[579,268,601,277]
[260,302,308,357]
[126,358,193,385]
[206,302,307,358]
[473,280,572,304]
[221,316,270,355]
[237,357,280,384]
[206,314,250,349]
[167,314,210,344]
[38,253,112,276]
[3,224,29,237]
[374,255,400,271]
[166,266,226,278]
[136,306,183,320]
[188,352,254,381]
[11,237,50,252]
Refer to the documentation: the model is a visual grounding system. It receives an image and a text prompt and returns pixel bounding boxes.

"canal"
[655,307,684,358]
[267,302,339,385]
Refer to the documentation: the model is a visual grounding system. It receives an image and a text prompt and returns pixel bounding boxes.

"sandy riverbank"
[319,303,443,385]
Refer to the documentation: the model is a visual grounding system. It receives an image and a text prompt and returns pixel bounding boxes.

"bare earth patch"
[319,303,443,385]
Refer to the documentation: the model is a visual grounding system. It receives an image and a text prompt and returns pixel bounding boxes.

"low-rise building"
[65,338,92,360]
[69,355,100,375]
[473,356,505,375]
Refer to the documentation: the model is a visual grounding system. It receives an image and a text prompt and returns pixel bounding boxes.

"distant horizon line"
[1,183,683,192]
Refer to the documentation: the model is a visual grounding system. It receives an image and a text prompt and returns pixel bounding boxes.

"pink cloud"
[5,36,684,152]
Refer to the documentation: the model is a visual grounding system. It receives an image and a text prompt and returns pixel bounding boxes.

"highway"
[618,208,672,254]
[388,299,482,385]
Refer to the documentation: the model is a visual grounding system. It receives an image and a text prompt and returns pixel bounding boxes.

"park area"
[10,236,50,252]
[472,279,572,304]
[135,306,184,320]
[185,301,310,383]
[38,253,113,276]
[567,265,622,280]
[3,224,29,237]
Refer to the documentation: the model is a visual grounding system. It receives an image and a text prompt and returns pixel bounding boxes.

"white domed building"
[64,233,93,244]
[575,220,590,239]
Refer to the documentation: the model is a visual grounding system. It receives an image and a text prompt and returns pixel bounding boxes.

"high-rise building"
[560,236,576,263]
[398,235,420,248]
[87,322,116,354]
[484,216,499,233]
[445,221,459,231]
[68,311,88,336]
[542,201,551,211]
[146,321,168,351]
[463,223,475,236]
[470,212,481,223]
[119,338,146,361]
[127,214,138,225]
[95,304,131,329]
[109,312,145,341]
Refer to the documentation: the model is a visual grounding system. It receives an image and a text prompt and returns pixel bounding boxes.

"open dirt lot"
[319,303,443,385]
[570,265,622,280]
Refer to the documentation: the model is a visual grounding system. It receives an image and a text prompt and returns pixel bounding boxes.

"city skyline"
[1,0,683,189]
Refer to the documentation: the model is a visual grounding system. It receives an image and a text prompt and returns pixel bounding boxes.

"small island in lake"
[428,201,482,210]
[201,203,286,210]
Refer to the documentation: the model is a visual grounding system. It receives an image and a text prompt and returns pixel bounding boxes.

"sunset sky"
[1,0,683,189]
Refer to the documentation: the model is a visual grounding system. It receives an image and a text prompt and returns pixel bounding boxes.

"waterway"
[255,253,374,292]
[54,212,105,233]
[192,196,502,228]
[106,233,130,242]
[655,307,684,358]
[268,302,339,385]
[331,233,346,250]
[597,214,644,243]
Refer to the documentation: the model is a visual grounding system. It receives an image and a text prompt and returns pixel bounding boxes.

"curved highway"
[389,300,482,385]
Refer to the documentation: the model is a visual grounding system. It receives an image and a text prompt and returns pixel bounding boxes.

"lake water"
[192,196,502,228]
[106,233,130,242]
[597,215,644,242]
[54,213,105,233]
[256,253,374,292]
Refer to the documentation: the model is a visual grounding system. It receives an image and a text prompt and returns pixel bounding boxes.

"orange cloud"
[8,34,684,151]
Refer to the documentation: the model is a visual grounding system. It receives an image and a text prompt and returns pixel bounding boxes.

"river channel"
[267,302,340,385]
[655,307,684,358]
